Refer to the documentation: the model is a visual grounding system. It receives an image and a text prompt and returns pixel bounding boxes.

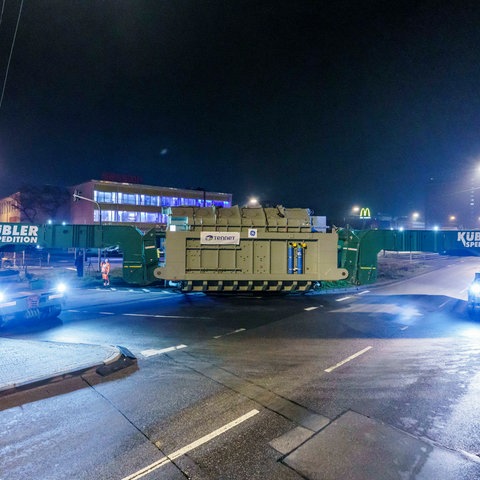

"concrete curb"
[0,343,137,396]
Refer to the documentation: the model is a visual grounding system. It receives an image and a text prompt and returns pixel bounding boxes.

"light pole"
[73,191,102,227]
[73,191,103,270]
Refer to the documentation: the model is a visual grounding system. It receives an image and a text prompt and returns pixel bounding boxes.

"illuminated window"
[94,190,117,204]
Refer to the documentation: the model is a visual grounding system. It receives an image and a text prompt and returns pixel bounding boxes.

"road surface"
[1,256,480,479]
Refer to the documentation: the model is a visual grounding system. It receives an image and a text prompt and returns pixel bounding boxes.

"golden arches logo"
[359,207,371,219]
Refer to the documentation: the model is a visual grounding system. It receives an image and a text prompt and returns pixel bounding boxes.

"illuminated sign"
[457,231,480,248]
[0,224,39,244]
[359,207,371,219]
[200,231,240,245]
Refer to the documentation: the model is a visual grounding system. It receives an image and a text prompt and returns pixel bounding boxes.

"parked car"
[85,246,123,258]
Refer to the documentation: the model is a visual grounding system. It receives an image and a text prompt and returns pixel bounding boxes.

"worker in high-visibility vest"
[101,259,110,286]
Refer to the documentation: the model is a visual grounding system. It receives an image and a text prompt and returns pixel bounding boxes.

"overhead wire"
[0,1,6,26]
[0,0,24,111]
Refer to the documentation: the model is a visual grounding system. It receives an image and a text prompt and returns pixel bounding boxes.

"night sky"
[1,1,480,223]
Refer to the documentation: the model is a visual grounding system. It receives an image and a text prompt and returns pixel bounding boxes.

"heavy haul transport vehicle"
[152,205,348,292]
[2,206,480,295]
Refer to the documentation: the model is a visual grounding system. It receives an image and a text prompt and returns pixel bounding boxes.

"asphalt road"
[1,256,480,479]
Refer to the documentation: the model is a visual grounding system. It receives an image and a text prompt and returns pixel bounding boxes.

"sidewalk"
[0,337,135,395]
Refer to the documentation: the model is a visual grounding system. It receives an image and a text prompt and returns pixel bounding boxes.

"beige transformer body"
[154,205,348,292]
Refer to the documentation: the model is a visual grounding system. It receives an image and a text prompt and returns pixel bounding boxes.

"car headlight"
[56,282,67,293]
[469,283,480,295]
[0,291,5,302]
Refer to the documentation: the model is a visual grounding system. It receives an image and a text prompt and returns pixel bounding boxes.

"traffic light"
[73,190,81,201]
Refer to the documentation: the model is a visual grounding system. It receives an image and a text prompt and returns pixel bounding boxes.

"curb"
[96,345,137,376]
[0,345,137,397]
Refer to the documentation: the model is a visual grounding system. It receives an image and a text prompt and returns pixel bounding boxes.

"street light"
[73,191,103,271]
[73,191,102,227]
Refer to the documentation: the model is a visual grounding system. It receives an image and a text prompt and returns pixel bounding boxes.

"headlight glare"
[469,283,480,295]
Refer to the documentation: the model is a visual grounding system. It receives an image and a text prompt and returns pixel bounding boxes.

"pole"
[73,192,103,271]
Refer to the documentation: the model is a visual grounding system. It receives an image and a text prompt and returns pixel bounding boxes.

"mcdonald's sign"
[359,207,371,219]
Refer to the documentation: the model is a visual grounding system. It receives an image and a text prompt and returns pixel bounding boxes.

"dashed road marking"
[331,304,422,316]
[213,328,246,339]
[438,299,451,308]
[304,306,319,311]
[123,313,210,319]
[121,409,259,480]
[325,346,373,373]
[336,296,351,302]
[140,344,187,357]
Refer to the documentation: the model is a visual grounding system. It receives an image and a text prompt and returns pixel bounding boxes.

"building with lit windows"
[70,179,232,229]
[0,187,71,224]
[0,195,19,223]
[0,180,232,229]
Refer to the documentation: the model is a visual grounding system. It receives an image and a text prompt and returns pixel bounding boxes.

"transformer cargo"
[153,206,348,292]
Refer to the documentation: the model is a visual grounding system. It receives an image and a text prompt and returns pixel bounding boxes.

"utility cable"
[0,1,6,26]
[0,0,24,111]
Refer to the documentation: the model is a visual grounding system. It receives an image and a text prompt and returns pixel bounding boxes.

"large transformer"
[153,206,348,292]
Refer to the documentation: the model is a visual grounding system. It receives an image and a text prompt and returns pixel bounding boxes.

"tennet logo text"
[205,234,236,242]
[200,231,241,245]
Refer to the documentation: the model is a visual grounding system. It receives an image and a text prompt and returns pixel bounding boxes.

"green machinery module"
[153,205,348,292]
[0,222,159,286]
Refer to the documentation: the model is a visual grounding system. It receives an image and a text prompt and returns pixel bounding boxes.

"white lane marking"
[121,409,260,480]
[304,306,319,311]
[400,326,409,331]
[336,296,351,302]
[357,290,370,295]
[141,345,187,357]
[438,299,451,309]
[213,328,246,339]
[331,304,422,316]
[123,313,209,319]
[325,346,373,373]
[99,312,115,315]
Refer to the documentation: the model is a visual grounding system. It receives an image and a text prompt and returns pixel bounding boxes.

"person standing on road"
[101,258,110,286]
[75,250,84,277]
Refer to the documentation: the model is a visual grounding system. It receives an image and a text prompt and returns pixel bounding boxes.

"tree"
[12,184,70,223]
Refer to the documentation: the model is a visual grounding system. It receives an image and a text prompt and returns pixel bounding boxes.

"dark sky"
[1,1,480,221]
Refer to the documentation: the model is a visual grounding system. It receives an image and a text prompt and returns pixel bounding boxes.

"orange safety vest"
[101,261,110,277]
